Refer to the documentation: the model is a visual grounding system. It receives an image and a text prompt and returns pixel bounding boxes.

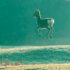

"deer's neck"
[36,15,41,23]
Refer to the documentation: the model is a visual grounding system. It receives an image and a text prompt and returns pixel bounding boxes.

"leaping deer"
[33,9,54,38]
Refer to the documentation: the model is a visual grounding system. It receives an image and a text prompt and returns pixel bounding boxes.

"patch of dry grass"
[0,64,70,70]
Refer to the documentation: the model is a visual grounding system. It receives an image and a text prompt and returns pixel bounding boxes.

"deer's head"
[33,9,40,18]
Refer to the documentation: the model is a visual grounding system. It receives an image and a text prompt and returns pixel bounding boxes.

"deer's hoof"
[46,36,48,39]
[39,34,42,37]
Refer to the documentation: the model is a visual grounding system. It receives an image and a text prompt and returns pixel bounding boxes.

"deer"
[33,9,54,38]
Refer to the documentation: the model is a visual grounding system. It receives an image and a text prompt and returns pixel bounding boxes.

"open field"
[0,45,70,70]
[0,64,70,70]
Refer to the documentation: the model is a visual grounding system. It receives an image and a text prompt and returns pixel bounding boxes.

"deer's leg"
[40,28,42,37]
[46,28,51,39]
[37,27,42,37]
[50,27,53,38]
[37,27,40,35]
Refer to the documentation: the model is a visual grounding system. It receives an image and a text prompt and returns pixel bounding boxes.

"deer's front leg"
[40,28,42,37]
[46,29,51,39]
[37,27,42,37]
[37,27,40,35]
[50,27,53,38]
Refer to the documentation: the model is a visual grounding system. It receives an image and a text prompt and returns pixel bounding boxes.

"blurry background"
[0,0,70,46]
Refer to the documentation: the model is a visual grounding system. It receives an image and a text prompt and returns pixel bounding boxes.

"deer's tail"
[52,19,54,24]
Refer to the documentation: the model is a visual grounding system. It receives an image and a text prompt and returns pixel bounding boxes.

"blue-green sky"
[0,0,70,46]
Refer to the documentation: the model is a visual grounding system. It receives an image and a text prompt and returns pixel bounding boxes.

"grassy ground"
[0,45,70,70]
[0,64,70,70]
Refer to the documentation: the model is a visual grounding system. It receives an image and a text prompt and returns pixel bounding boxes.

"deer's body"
[37,18,54,29]
[33,10,54,38]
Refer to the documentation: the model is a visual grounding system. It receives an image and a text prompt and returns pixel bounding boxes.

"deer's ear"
[37,9,39,12]
[37,9,40,13]
[35,9,37,11]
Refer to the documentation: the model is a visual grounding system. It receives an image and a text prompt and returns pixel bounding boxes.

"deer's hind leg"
[46,28,51,39]
[50,26,53,38]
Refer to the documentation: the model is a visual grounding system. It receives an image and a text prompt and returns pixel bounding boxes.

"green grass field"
[0,45,70,70]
